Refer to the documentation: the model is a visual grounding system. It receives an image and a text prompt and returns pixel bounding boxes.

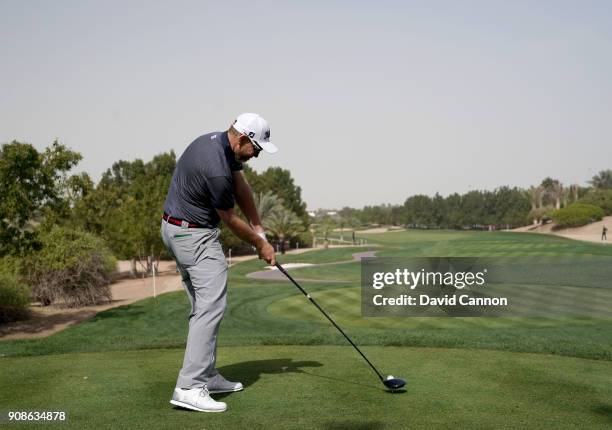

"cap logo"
[264,130,270,139]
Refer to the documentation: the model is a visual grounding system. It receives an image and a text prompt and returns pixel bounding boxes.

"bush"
[295,230,314,248]
[0,272,31,323]
[578,189,612,215]
[0,255,22,276]
[28,226,116,308]
[552,203,604,229]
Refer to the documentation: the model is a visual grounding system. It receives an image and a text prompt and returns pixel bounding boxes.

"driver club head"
[383,375,406,390]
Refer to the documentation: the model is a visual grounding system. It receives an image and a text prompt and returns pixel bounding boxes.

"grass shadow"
[593,403,612,422]
[213,358,322,399]
[91,305,148,320]
[297,369,382,391]
[322,420,386,430]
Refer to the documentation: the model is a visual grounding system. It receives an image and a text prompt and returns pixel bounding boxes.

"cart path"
[246,250,378,282]
[1,249,377,340]
[0,271,183,340]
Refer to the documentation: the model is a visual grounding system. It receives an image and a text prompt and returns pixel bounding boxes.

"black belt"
[162,213,204,228]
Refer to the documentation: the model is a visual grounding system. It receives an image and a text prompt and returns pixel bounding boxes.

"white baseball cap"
[232,113,278,154]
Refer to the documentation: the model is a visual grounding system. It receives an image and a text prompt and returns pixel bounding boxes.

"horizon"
[2,139,605,211]
[2,1,611,209]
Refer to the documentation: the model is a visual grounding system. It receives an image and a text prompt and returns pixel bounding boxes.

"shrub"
[0,255,23,276]
[0,271,31,323]
[28,226,116,307]
[552,204,604,229]
[527,207,555,225]
[578,189,612,215]
[295,229,314,248]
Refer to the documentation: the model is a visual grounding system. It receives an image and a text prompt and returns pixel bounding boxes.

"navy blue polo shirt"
[163,131,242,228]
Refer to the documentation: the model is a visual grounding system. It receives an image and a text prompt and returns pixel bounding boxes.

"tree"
[527,186,544,224]
[254,191,284,222]
[540,177,562,208]
[42,171,95,229]
[552,181,563,209]
[0,140,82,256]
[243,165,308,222]
[589,170,612,189]
[431,193,445,227]
[457,191,478,228]
[578,189,612,215]
[264,207,304,253]
[444,193,463,229]
[569,184,580,203]
[493,187,531,228]
[358,204,399,225]
[403,195,434,228]
[338,206,363,233]
[70,152,176,273]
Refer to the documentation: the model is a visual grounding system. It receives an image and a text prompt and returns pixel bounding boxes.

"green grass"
[1,230,612,428]
[229,246,376,278]
[269,285,609,330]
[1,346,611,429]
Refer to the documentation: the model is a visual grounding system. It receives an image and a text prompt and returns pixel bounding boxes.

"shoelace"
[199,384,210,398]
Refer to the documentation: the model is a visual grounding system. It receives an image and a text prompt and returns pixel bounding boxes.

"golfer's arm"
[216,207,265,249]
[232,171,263,231]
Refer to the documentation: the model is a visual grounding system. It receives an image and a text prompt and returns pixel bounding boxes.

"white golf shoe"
[170,386,227,412]
[206,373,244,394]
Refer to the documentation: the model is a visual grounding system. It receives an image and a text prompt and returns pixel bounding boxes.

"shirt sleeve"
[207,176,235,210]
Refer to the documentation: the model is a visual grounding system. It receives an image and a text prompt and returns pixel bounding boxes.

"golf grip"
[274,262,384,382]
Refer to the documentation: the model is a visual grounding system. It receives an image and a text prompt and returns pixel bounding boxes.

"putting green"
[1,346,611,429]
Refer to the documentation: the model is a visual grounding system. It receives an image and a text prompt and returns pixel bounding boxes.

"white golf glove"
[253,230,268,252]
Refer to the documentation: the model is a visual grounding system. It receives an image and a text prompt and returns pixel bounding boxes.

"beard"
[236,153,250,163]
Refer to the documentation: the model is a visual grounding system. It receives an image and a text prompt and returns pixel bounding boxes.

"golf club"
[274,262,406,390]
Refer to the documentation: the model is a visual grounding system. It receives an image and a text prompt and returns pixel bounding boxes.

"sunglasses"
[245,134,263,154]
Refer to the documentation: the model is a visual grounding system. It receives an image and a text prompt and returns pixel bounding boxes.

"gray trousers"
[160,220,228,389]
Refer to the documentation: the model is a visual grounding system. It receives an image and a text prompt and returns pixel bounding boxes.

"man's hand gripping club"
[216,207,276,265]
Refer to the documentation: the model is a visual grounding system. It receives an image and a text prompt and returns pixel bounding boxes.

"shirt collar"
[220,131,233,158]
[220,131,243,171]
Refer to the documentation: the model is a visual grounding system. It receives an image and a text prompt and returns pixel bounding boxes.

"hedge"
[552,203,604,229]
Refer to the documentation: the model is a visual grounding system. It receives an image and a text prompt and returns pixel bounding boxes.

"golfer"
[161,113,277,412]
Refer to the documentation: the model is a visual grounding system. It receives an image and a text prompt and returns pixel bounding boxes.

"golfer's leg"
[161,221,197,320]
[178,266,196,317]
[176,232,227,389]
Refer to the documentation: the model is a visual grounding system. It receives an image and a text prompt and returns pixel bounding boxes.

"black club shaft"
[274,262,385,383]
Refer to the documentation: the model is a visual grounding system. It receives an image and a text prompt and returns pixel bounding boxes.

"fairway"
[1,230,612,428]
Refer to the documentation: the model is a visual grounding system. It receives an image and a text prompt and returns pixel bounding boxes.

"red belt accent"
[162,213,202,228]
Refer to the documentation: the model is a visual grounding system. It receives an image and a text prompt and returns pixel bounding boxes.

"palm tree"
[264,207,304,254]
[552,181,563,209]
[527,186,544,224]
[569,184,580,203]
[540,177,562,208]
[254,191,284,222]
[561,186,570,208]
[589,170,612,189]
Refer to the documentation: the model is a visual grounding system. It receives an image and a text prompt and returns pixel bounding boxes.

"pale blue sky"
[2,0,611,209]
